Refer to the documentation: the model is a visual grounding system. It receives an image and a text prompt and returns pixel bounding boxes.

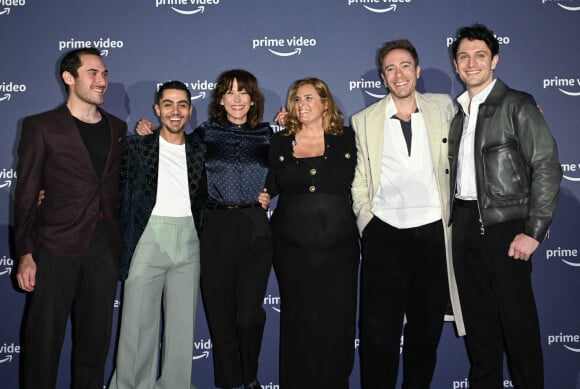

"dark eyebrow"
[161,99,190,105]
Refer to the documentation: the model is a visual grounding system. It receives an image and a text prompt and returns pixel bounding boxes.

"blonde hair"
[284,77,344,136]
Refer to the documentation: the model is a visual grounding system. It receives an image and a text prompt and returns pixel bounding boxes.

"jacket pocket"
[482,141,530,201]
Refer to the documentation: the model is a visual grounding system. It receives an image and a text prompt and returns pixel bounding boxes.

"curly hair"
[451,23,499,58]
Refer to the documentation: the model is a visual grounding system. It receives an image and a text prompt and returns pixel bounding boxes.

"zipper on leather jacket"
[478,216,485,235]
[476,200,485,235]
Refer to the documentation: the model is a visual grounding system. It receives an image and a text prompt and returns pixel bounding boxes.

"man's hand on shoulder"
[135,119,155,136]
[17,253,37,292]
[37,189,45,206]
[508,233,540,261]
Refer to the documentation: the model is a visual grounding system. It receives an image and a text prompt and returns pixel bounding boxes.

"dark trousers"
[359,217,448,389]
[20,221,119,389]
[200,207,272,388]
[452,203,544,389]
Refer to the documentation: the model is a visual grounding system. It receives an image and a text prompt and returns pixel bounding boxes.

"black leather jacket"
[449,79,562,241]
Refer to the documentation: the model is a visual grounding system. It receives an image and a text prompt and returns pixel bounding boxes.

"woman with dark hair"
[267,77,359,388]
[137,69,272,389]
[197,69,271,389]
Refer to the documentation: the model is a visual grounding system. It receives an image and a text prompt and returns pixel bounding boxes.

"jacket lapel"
[417,93,442,171]
[97,107,119,179]
[366,97,388,187]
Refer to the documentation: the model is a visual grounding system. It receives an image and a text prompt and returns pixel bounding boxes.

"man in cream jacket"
[351,39,464,388]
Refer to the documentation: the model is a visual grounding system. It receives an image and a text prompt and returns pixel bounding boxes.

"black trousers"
[452,203,544,389]
[20,221,119,389]
[200,207,272,388]
[359,217,448,389]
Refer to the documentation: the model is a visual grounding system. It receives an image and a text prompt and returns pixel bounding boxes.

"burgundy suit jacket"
[14,104,127,260]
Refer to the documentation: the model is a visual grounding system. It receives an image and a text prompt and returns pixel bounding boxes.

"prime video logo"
[347,0,410,14]
[354,335,403,353]
[0,83,26,103]
[543,76,580,96]
[57,38,124,57]
[545,247,580,267]
[0,168,17,188]
[452,378,515,388]
[446,34,511,48]
[0,342,20,364]
[561,162,580,182]
[193,338,212,360]
[156,80,216,101]
[269,124,284,135]
[0,0,26,16]
[0,256,13,276]
[264,294,280,312]
[548,332,580,352]
[349,77,386,99]
[252,36,317,57]
[542,0,580,11]
[155,0,220,15]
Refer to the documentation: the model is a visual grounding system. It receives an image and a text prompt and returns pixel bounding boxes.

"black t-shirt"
[75,115,111,178]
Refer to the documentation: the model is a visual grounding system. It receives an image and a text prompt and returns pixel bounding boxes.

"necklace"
[294,133,323,146]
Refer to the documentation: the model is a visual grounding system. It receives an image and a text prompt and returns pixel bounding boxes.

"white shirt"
[456,79,497,200]
[151,136,192,217]
[371,97,442,229]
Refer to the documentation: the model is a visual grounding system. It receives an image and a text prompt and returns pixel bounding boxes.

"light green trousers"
[109,215,200,389]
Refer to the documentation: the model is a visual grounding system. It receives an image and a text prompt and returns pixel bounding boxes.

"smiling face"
[64,53,108,106]
[292,83,328,127]
[220,78,253,125]
[155,88,192,135]
[454,38,499,97]
[380,48,420,101]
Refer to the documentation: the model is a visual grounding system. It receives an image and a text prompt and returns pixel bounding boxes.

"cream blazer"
[351,92,465,336]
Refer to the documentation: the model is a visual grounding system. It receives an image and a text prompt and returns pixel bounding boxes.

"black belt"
[454,198,478,209]
[207,202,262,210]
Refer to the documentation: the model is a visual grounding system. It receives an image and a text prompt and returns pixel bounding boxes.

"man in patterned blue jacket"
[109,80,207,389]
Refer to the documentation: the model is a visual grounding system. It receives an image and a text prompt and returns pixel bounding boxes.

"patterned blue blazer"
[118,129,207,280]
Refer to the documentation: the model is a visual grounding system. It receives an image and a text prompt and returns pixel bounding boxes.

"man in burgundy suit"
[14,48,127,389]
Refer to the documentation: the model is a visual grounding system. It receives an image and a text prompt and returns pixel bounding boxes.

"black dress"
[266,127,359,388]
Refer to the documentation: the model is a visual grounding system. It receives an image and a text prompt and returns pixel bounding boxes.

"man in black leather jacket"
[448,24,562,389]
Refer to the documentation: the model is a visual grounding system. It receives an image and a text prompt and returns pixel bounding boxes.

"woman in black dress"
[266,77,359,388]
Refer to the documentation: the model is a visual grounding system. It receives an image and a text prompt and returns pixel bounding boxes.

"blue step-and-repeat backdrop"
[1,1,579,388]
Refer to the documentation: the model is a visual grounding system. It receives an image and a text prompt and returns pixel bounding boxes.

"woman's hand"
[274,106,288,126]
[258,188,271,209]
